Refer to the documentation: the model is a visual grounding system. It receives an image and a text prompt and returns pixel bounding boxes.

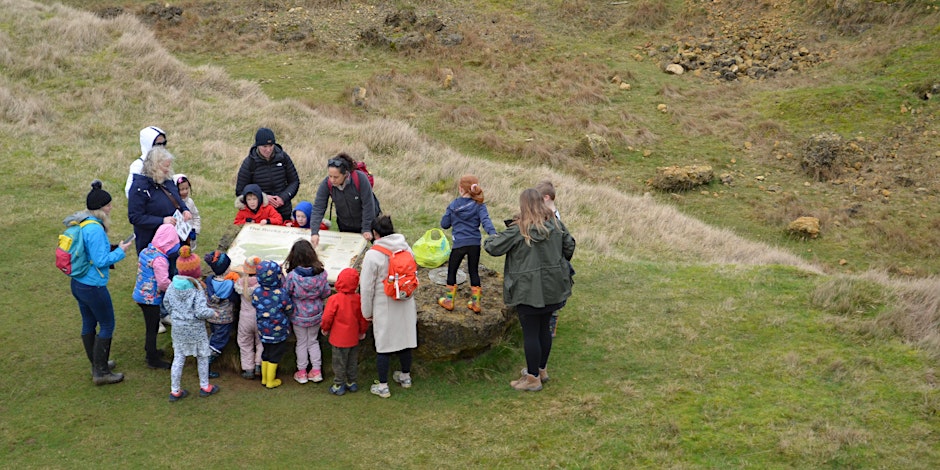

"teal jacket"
[484,220,575,308]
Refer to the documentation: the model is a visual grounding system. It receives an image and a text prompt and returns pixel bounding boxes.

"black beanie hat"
[86,180,112,210]
[255,127,276,147]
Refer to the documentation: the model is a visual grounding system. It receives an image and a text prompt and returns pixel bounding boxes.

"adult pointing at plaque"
[308,153,379,248]
[235,127,301,223]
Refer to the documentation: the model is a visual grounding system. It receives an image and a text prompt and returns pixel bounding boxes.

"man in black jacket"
[235,127,301,222]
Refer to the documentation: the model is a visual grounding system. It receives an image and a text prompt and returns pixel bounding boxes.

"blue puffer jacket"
[252,260,293,344]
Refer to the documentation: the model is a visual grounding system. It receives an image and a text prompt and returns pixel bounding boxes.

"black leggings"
[138,303,161,358]
[517,303,563,376]
[447,245,481,286]
[376,348,413,384]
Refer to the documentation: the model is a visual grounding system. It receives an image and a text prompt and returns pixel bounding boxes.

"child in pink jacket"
[132,224,180,369]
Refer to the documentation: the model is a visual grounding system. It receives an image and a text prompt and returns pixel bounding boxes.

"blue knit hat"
[255,127,276,146]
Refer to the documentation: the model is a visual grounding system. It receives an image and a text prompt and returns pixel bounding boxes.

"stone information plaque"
[227,224,368,283]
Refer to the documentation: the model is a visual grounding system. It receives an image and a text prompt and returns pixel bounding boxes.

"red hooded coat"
[320,268,369,348]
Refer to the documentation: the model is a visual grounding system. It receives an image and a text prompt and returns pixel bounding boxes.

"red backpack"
[370,245,419,300]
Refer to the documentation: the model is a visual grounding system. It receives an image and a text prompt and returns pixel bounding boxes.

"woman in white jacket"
[360,215,418,398]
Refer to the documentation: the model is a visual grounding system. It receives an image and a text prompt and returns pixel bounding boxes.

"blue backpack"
[55,218,102,278]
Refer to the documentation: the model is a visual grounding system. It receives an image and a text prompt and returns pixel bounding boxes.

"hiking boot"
[370,382,390,398]
[199,384,220,397]
[345,382,359,393]
[310,370,324,383]
[168,389,188,402]
[293,369,309,384]
[241,369,256,380]
[510,373,542,392]
[392,371,412,388]
[520,367,549,383]
[329,383,346,396]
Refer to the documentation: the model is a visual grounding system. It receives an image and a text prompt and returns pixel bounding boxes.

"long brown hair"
[517,188,558,245]
[283,239,324,274]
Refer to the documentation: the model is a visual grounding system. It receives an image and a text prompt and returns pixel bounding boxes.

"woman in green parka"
[484,188,575,392]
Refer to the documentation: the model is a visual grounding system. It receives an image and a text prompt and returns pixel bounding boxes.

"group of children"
[130,173,564,402]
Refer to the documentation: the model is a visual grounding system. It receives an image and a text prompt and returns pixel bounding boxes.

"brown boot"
[437,285,456,311]
[521,367,549,383]
[510,372,542,392]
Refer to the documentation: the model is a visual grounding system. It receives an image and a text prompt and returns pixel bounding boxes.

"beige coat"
[360,233,418,354]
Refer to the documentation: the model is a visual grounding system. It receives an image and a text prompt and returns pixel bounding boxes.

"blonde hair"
[517,188,558,245]
[142,147,174,182]
[87,209,111,232]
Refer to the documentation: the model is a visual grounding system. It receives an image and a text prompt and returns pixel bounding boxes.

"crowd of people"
[66,125,576,400]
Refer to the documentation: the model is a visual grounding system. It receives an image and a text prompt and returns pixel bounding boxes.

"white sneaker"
[392,371,412,388]
[160,316,172,326]
[157,322,167,334]
[370,382,390,398]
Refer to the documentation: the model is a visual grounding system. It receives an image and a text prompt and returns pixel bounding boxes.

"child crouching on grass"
[320,268,369,396]
[164,275,220,402]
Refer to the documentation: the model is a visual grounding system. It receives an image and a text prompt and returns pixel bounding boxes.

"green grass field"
[3,0,940,467]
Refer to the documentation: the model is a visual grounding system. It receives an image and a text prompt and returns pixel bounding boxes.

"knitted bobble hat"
[204,250,232,276]
[243,256,262,275]
[86,180,112,210]
[176,246,202,279]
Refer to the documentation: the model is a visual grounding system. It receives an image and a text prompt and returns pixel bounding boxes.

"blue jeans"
[70,278,116,338]
[209,323,232,355]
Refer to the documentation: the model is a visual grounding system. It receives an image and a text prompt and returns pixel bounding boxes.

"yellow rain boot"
[260,361,269,386]
[467,286,482,314]
[266,361,282,389]
[437,285,456,311]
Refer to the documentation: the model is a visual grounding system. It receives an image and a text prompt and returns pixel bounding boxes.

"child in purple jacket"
[284,240,331,384]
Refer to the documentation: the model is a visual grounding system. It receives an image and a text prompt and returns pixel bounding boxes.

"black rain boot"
[208,353,220,378]
[92,337,124,385]
[83,333,116,376]
[143,309,170,369]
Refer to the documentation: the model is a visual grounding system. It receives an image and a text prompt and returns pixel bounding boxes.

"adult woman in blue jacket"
[484,188,575,392]
[69,181,134,385]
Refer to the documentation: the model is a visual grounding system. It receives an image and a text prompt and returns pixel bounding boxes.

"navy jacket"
[128,174,188,253]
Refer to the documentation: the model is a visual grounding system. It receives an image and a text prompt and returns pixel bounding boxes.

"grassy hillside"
[2,0,940,467]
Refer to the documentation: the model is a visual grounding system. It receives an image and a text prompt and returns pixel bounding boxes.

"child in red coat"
[320,268,369,396]
[234,183,283,225]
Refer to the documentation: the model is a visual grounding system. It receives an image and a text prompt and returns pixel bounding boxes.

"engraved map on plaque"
[226,224,368,284]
